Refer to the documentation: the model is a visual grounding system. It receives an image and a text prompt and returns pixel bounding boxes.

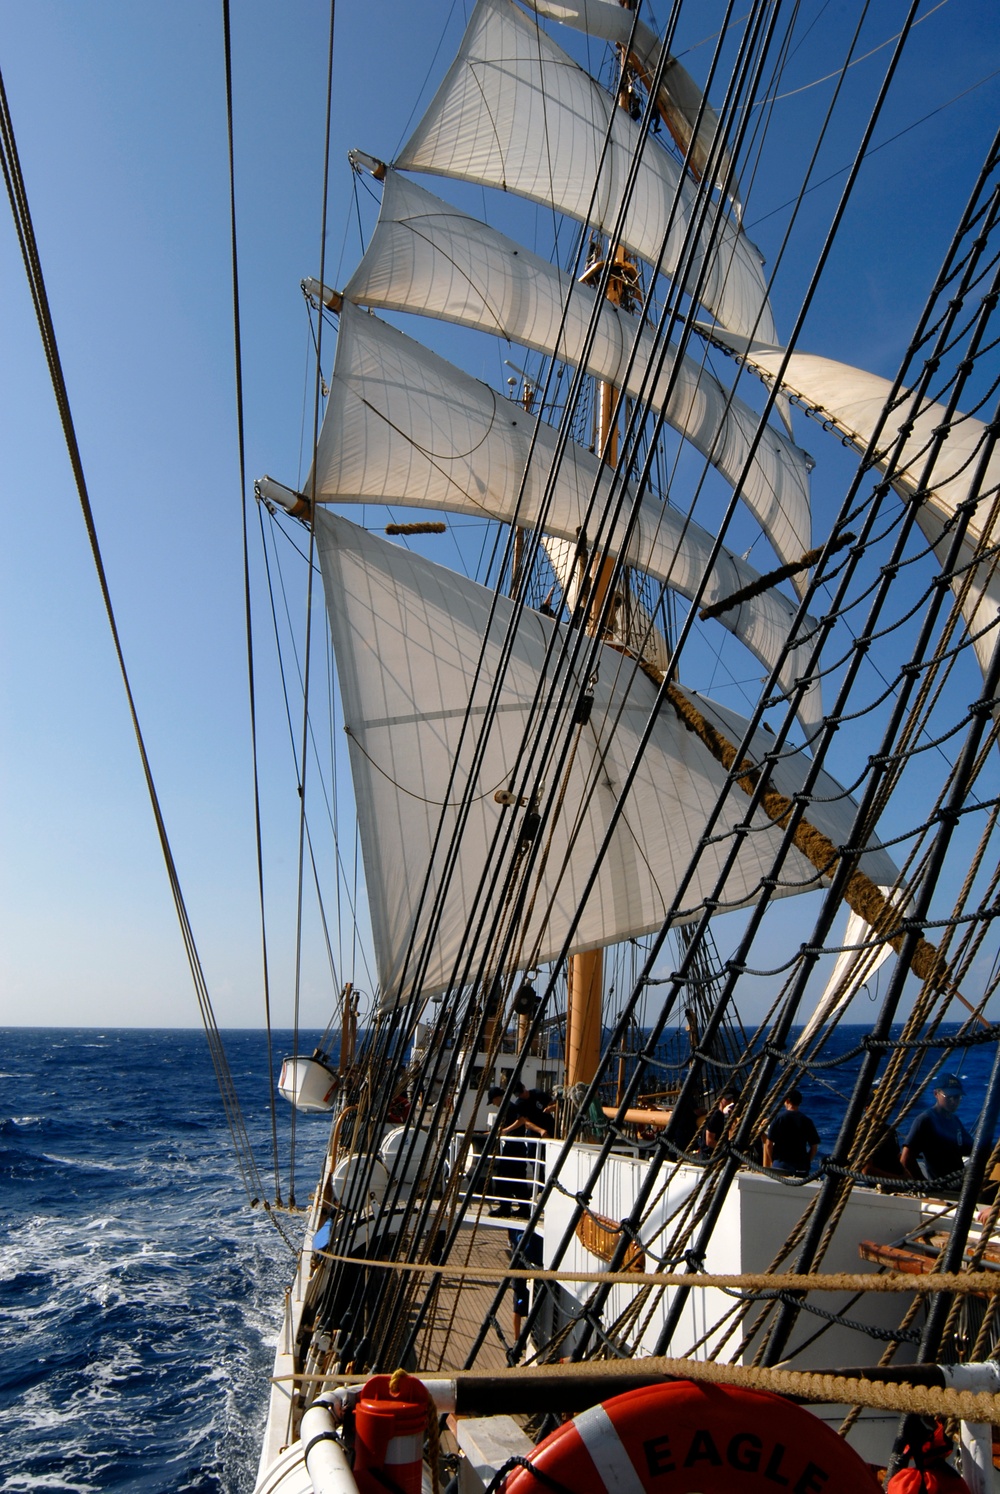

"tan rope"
[576,1357,1000,1422]
[697,532,855,621]
[385,522,446,535]
[313,1250,1000,1295]
[664,683,964,999]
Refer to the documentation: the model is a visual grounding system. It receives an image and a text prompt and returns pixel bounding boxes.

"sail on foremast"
[395,0,775,345]
[520,0,741,211]
[343,172,812,575]
[303,302,822,730]
[315,509,896,1008]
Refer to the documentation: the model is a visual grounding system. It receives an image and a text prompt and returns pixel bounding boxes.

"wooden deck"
[411,1219,523,1374]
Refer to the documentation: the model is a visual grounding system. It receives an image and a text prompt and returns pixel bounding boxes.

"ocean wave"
[2,1028,326,1491]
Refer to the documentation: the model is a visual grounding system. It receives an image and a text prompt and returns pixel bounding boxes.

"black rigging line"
[332,0,772,1357]
[221,0,282,1209]
[392,0,793,1367]
[0,55,293,1251]
[288,0,338,1210]
[508,0,998,1368]
[748,75,1000,232]
[313,0,998,1368]
[258,509,374,996]
[758,258,1000,1362]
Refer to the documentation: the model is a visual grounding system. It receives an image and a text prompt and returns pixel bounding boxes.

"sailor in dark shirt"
[702,1089,737,1154]
[900,1072,973,1186]
[763,1089,820,1176]
[527,1089,556,1138]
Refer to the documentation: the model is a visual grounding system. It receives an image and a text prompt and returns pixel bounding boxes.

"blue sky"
[1,0,998,1030]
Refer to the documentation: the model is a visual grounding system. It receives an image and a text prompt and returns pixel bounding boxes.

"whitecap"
[5,1474,99,1494]
[39,1152,127,1173]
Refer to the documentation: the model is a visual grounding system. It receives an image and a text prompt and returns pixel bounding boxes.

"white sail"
[396,0,775,345]
[521,0,740,208]
[311,304,822,729]
[314,509,897,1005]
[793,888,902,1053]
[705,338,1000,678]
[344,173,812,572]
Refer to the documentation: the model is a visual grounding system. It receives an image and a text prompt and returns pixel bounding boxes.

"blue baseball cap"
[934,1072,964,1095]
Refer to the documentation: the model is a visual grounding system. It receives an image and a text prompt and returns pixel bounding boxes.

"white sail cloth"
[344,173,812,572]
[310,305,822,730]
[792,888,902,1054]
[520,0,739,207]
[396,0,775,345]
[314,510,897,1005]
[706,337,1000,680]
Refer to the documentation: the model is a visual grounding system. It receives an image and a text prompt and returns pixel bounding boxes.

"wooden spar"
[564,243,634,1090]
[339,982,357,1071]
[565,949,603,1087]
[601,1104,672,1127]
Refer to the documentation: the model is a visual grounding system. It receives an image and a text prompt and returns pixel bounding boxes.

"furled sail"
[395,0,775,344]
[704,337,1000,678]
[310,304,822,729]
[314,509,897,1004]
[344,173,812,572]
[521,0,740,209]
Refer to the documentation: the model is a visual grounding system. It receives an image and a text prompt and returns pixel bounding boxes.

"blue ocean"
[0,1029,330,1494]
[2,1023,996,1491]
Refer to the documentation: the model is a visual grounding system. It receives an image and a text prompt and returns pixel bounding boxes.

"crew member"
[488,1083,547,1216]
[763,1089,820,1177]
[900,1072,973,1187]
[527,1089,556,1137]
[702,1089,736,1154]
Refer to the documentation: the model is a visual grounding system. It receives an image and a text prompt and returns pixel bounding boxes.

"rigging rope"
[287,0,339,1209]
[302,0,1000,1384]
[221,0,282,1209]
[0,53,295,1252]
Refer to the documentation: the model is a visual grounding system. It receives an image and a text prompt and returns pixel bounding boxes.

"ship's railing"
[464,1135,547,1221]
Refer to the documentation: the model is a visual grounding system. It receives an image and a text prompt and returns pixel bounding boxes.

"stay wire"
[511,0,992,1368]
[221,0,282,1209]
[0,59,293,1252]
[257,508,371,994]
[288,0,338,1208]
[400,0,790,1369]
[360,0,771,1368]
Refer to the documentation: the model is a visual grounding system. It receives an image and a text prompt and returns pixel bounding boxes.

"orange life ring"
[503,1379,882,1493]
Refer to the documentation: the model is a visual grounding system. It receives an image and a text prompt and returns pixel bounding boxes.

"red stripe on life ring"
[503,1379,881,1493]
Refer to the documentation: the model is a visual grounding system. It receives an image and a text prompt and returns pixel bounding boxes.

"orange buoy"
[352,1372,429,1494]
[504,1379,881,1493]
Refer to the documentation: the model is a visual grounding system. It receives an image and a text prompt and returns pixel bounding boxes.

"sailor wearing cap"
[900,1072,974,1186]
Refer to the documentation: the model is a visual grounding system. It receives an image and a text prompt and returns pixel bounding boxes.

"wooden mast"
[565,43,637,1088]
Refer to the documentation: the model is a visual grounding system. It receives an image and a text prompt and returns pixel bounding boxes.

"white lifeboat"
[278,1051,339,1113]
